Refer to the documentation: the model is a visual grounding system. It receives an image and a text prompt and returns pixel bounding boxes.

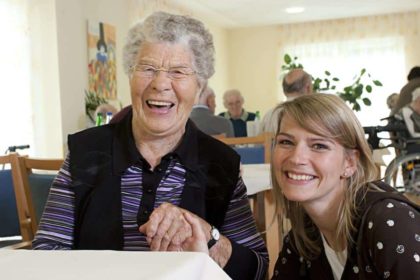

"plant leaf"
[353,102,361,111]
[355,84,363,97]
[284,54,291,64]
[365,85,372,93]
[362,98,371,106]
[373,80,383,86]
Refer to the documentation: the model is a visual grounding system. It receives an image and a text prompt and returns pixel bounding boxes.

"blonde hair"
[271,93,378,259]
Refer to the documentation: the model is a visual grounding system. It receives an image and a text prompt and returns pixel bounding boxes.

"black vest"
[68,115,240,249]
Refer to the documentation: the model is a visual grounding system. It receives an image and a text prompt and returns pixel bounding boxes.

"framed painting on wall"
[87,20,117,100]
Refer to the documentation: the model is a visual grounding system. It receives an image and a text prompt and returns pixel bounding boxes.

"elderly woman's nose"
[151,71,172,91]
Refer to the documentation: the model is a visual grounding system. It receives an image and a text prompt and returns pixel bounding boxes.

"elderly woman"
[269,94,420,279]
[33,12,268,279]
[219,89,256,137]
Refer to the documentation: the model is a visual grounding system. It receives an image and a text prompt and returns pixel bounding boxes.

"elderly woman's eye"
[169,68,188,79]
[142,66,156,72]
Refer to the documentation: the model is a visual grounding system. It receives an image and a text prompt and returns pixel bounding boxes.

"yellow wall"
[227,11,420,116]
[227,26,281,115]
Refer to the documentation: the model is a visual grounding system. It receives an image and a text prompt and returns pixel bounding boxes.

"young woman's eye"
[313,143,329,150]
[277,139,293,146]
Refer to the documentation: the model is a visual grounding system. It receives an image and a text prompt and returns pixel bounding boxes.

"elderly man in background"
[219,89,256,137]
[391,66,420,116]
[261,68,313,133]
[33,11,268,280]
[190,86,234,137]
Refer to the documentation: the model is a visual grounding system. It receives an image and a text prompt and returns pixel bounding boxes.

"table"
[241,163,271,195]
[0,250,231,280]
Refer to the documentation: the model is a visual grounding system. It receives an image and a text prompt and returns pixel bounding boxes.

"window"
[0,0,33,154]
[283,36,406,126]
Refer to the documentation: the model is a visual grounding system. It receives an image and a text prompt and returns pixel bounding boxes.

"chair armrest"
[1,240,32,250]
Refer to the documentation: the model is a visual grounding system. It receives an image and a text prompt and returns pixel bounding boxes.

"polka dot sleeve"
[272,233,305,279]
[362,198,420,278]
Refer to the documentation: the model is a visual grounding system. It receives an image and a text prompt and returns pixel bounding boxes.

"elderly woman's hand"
[139,202,193,251]
[180,212,209,253]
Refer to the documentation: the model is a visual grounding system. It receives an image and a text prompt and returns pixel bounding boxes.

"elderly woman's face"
[225,94,243,119]
[130,42,200,137]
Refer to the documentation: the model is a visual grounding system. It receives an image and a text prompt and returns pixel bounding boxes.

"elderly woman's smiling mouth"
[146,99,175,111]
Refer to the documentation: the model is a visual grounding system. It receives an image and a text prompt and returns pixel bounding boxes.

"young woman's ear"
[344,149,359,177]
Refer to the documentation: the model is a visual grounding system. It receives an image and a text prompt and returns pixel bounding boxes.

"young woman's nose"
[288,144,309,165]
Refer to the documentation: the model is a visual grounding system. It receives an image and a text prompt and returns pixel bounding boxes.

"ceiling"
[171,0,420,28]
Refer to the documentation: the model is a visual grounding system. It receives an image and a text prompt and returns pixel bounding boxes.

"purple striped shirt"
[33,154,268,278]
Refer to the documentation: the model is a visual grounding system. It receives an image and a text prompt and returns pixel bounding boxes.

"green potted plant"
[281,54,383,111]
[85,90,108,123]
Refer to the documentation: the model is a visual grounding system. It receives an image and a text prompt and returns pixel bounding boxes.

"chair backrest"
[0,154,21,238]
[217,132,273,163]
[12,156,63,242]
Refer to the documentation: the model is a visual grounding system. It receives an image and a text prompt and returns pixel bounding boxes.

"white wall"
[55,0,131,154]
[29,0,62,157]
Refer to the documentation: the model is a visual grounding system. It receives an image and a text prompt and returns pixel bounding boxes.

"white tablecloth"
[242,163,271,195]
[0,250,231,280]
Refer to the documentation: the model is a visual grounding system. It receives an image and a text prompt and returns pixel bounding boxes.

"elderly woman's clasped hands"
[139,203,208,253]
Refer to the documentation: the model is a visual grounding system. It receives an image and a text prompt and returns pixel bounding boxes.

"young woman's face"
[272,114,355,207]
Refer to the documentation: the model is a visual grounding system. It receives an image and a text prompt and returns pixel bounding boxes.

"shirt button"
[157,167,162,172]
[143,210,149,215]
[147,188,153,193]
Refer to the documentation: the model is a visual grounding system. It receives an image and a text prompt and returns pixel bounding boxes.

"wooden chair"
[218,132,272,163]
[217,132,273,240]
[0,153,35,249]
[219,132,280,277]
[12,156,63,245]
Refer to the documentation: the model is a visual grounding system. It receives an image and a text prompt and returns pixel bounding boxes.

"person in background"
[261,68,312,134]
[269,94,420,279]
[32,12,268,280]
[401,87,420,139]
[391,66,420,116]
[219,89,256,137]
[190,86,234,137]
[386,93,399,112]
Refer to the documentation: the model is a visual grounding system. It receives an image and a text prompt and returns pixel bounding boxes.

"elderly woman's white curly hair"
[122,11,215,87]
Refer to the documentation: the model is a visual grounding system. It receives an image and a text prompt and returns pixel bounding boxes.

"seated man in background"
[219,89,256,137]
[401,88,420,139]
[190,86,234,137]
[386,92,399,112]
[261,68,312,134]
[391,66,420,116]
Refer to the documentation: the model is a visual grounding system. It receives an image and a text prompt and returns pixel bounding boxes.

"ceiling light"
[285,7,305,14]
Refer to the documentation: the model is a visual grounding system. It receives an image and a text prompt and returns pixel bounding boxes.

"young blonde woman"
[271,94,420,279]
